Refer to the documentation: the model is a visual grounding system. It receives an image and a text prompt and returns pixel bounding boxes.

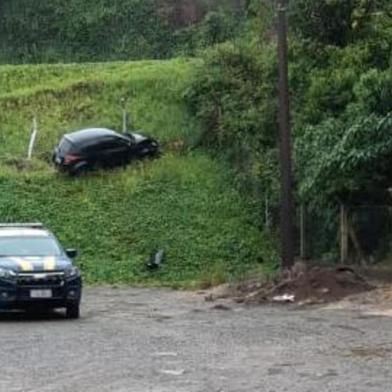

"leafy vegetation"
[186,0,392,261]
[291,5,392,207]
[0,60,276,286]
[185,42,280,219]
[0,0,246,63]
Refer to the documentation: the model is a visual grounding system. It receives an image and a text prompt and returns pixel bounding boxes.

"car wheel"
[66,303,80,319]
[147,146,161,159]
[71,162,89,177]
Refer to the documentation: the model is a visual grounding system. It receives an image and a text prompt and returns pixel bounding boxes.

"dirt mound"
[234,264,374,305]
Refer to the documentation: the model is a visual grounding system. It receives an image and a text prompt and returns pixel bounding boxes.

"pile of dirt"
[233,263,375,305]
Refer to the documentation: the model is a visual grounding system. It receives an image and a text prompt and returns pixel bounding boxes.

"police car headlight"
[64,266,80,279]
[0,268,16,280]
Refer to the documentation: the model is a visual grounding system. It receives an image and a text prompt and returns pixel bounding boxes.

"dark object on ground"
[147,249,165,270]
[234,262,374,305]
[0,223,82,319]
[53,128,161,175]
[211,304,231,311]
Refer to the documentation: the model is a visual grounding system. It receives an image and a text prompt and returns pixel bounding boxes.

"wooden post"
[348,223,366,266]
[27,117,38,160]
[121,97,128,133]
[265,193,270,228]
[340,204,349,264]
[122,109,128,133]
[300,204,306,260]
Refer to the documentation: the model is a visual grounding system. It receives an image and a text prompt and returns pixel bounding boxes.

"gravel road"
[0,287,391,392]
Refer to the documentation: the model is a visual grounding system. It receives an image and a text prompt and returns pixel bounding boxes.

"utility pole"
[277,0,294,269]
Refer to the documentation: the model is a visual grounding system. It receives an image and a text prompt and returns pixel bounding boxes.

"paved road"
[0,287,391,392]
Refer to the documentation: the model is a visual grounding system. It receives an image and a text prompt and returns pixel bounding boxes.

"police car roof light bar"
[0,223,44,228]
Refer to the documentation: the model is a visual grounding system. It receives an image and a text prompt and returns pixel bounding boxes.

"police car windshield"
[0,236,62,257]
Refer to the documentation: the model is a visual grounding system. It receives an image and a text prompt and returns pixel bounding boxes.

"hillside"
[0,60,274,287]
[0,0,246,63]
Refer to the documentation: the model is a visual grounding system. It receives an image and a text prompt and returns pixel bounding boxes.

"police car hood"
[0,256,71,272]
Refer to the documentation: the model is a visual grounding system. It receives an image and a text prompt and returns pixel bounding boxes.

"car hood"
[0,256,71,272]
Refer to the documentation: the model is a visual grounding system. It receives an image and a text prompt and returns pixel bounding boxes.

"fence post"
[340,203,349,263]
[300,203,306,260]
[265,193,270,228]
[121,97,128,133]
[27,117,38,160]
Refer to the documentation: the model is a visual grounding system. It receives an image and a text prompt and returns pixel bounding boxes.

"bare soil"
[205,263,375,305]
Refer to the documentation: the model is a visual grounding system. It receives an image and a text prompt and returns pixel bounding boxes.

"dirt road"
[0,287,391,392]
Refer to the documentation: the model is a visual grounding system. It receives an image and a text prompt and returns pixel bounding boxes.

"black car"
[0,223,82,319]
[53,128,160,175]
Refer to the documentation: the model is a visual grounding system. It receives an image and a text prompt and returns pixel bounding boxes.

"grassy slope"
[0,60,274,287]
[0,59,200,158]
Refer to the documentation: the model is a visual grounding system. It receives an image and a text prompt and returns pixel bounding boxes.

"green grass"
[0,59,276,287]
[0,59,200,159]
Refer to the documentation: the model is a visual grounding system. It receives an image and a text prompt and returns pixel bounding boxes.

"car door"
[98,136,131,167]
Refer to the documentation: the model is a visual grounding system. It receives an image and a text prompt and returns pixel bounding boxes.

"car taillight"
[64,154,81,165]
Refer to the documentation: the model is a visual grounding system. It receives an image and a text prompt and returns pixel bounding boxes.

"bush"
[184,41,280,216]
[0,0,247,63]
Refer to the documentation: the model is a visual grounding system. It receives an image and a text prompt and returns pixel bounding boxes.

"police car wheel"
[66,304,80,319]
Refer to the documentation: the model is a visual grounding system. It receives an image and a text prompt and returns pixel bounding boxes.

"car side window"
[80,139,101,153]
[84,137,128,153]
[100,137,129,151]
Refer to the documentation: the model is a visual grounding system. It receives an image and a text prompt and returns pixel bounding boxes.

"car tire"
[66,304,80,319]
[147,147,161,159]
[71,162,89,177]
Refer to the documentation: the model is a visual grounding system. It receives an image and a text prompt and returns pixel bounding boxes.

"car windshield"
[0,236,62,257]
[58,138,75,154]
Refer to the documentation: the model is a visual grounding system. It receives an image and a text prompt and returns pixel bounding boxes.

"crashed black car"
[53,128,160,175]
[0,223,82,319]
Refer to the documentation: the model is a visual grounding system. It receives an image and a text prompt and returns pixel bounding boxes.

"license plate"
[30,289,52,299]
[55,156,62,164]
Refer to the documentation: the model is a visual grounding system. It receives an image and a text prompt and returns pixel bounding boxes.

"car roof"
[0,228,50,238]
[64,128,120,144]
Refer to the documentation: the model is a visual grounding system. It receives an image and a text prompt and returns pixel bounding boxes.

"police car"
[0,223,82,318]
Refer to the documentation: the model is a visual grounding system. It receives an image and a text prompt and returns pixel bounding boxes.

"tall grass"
[0,59,200,160]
